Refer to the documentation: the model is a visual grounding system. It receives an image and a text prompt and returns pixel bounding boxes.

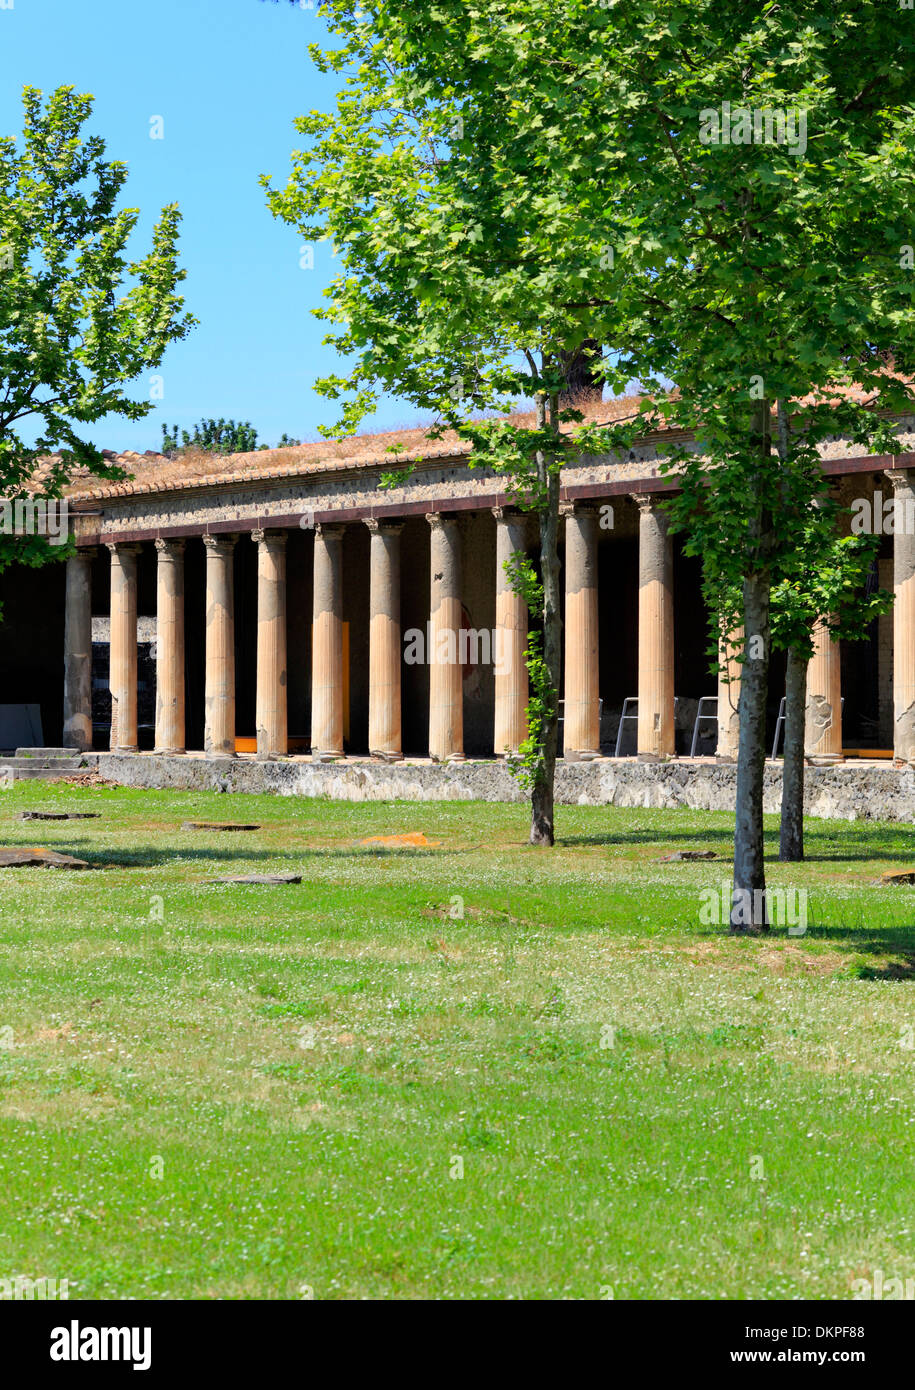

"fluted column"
[154,539,186,754]
[254,529,288,759]
[204,534,237,755]
[493,508,528,756]
[366,520,402,760]
[633,493,675,758]
[562,503,600,760]
[889,469,915,763]
[311,523,345,759]
[427,513,464,761]
[716,626,743,761]
[107,542,141,752]
[805,618,843,757]
[63,548,96,751]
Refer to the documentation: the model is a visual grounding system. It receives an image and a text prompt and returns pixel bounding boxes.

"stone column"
[107,543,141,752]
[878,556,894,750]
[493,507,528,756]
[203,534,237,756]
[254,529,288,759]
[63,548,96,751]
[562,503,600,760]
[366,520,402,760]
[154,539,186,754]
[311,523,345,759]
[427,513,464,761]
[889,469,915,763]
[805,618,843,758]
[633,493,675,759]
[716,626,743,761]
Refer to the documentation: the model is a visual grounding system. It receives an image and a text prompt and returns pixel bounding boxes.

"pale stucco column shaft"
[254,529,288,758]
[493,507,528,756]
[203,534,237,755]
[108,543,141,752]
[154,539,186,754]
[889,469,915,763]
[63,547,96,751]
[311,523,345,758]
[563,504,600,760]
[633,493,675,758]
[366,519,403,760]
[716,625,743,761]
[805,618,843,757]
[427,513,464,761]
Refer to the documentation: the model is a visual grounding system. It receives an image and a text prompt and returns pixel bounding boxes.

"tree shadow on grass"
[800,924,915,980]
[560,824,915,864]
[559,827,738,848]
[49,843,464,868]
[692,921,915,980]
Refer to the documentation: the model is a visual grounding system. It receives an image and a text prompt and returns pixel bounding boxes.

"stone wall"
[84,752,915,823]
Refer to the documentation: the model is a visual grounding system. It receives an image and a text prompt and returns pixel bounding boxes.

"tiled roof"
[35,375,915,506]
[60,394,649,504]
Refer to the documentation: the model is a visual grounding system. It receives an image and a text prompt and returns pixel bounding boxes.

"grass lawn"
[0,780,914,1300]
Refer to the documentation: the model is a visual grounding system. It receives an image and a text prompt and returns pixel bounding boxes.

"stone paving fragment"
[0,847,91,869]
[660,850,717,861]
[213,873,302,885]
[181,821,261,831]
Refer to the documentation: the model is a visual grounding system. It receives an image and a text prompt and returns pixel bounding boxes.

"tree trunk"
[530,393,562,846]
[558,341,603,408]
[780,645,806,862]
[732,401,772,932]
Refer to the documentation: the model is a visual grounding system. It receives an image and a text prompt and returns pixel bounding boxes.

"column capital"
[426,511,458,530]
[886,467,915,489]
[203,532,239,552]
[560,499,600,518]
[629,491,656,512]
[106,541,143,556]
[72,546,98,562]
[492,504,524,521]
[252,528,287,548]
[154,537,186,556]
[365,517,404,535]
[315,520,345,539]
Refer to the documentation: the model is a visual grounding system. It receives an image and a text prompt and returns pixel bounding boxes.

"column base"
[370,749,404,763]
[112,745,139,754]
[63,729,92,754]
[564,749,601,763]
[637,752,676,763]
[155,747,186,756]
[312,749,344,762]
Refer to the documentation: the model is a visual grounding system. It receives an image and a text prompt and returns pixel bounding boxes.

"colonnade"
[63,480,909,762]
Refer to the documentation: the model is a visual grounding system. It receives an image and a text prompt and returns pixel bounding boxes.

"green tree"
[771,517,890,864]
[584,4,915,927]
[263,1,636,844]
[161,418,260,456]
[0,86,193,587]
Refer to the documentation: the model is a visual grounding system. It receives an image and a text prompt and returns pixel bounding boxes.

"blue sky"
[1,0,416,452]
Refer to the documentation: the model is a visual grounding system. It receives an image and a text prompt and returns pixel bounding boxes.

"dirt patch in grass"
[756,944,847,976]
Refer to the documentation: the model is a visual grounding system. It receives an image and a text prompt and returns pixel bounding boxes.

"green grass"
[0,781,914,1300]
